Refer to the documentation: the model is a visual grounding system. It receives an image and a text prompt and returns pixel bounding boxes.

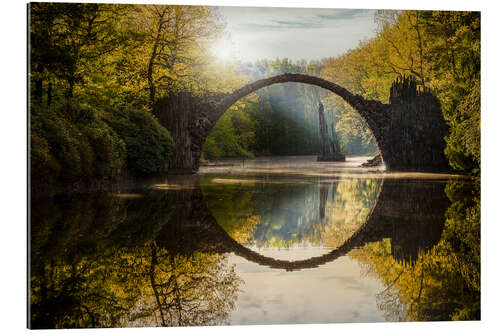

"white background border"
[1,0,497,332]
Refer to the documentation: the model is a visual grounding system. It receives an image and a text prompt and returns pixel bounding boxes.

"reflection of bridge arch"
[207,197,383,271]
[154,74,449,173]
[156,177,448,271]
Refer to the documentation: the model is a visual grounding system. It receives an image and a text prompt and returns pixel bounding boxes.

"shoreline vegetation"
[29,4,480,197]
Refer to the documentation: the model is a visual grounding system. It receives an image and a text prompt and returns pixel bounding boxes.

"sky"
[215,6,378,63]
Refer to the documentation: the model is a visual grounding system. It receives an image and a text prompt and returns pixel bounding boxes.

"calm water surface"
[29,156,480,328]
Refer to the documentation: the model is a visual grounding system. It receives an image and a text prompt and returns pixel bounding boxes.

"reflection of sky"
[228,250,385,324]
[217,7,377,62]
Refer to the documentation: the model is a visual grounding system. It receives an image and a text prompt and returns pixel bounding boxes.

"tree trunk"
[33,64,44,104]
[47,81,52,107]
[66,77,74,98]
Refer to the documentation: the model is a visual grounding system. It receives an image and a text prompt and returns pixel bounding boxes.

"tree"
[120,5,224,104]
[29,3,130,101]
[320,10,480,170]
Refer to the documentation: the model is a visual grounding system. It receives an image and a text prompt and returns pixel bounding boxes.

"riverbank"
[31,155,471,199]
[29,171,171,200]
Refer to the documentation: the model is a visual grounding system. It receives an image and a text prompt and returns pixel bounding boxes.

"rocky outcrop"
[362,154,383,167]
[317,102,345,162]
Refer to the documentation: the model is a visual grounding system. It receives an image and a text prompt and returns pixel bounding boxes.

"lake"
[29,156,480,328]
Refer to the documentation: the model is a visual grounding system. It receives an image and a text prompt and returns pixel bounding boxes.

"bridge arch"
[153,74,449,173]
[214,73,384,162]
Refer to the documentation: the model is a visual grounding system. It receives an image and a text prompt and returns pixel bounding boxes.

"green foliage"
[203,105,255,159]
[30,132,61,184]
[29,2,231,186]
[322,10,480,171]
[418,11,480,172]
[445,78,480,173]
[101,108,174,175]
[30,99,173,191]
[30,101,126,186]
[29,3,131,99]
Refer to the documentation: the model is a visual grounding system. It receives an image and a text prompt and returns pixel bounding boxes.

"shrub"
[62,101,127,179]
[30,100,174,191]
[101,108,173,175]
[30,131,61,186]
[30,101,126,185]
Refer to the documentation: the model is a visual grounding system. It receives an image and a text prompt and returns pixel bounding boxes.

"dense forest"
[29,4,481,192]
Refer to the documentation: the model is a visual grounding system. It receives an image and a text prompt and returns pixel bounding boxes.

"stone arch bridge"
[154,73,449,173]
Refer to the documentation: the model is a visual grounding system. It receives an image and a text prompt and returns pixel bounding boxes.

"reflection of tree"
[144,246,241,327]
[202,176,381,249]
[321,179,381,248]
[30,247,142,328]
[30,190,242,328]
[30,194,137,328]
[31,246,242,328]
[201,176,261,243]
[319,182,329,220]
[350,179,480,321]
[376,275,408,322]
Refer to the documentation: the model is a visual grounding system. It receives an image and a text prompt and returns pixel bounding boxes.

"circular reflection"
[201,174,382,258]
